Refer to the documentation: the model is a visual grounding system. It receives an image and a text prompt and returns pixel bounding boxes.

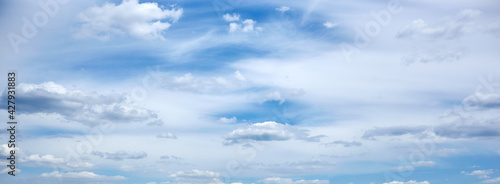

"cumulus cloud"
[401,48,466,65]
[323,22,337,29]
[396,9,481,40]
[463,93,500,108]
[41,171,126,181]
[169,169,223,184]
[275,6,290,13]
[383,181,430,184]
[224,13,262,33]
[0,144,18,157]
[9,151,93,170]
[325,140,362,147]
[261,177,329,184]
[219,116,237,123]
[362,121,500,140]
[433,122,500,139]
[157,132,178,139]
[0,82,161,126]
[75,0,183,40]
[229,19,261,33]
[223,13,240,22]
[251,89,305,104]
[23,154,65,164]
[362,126,429,139]
[92,151,147,160]
[224,121,325,145]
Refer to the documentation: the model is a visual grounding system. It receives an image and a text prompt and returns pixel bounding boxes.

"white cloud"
[397,9,481,40]
[234,70,247,81]
[248,88,304,104]
[261,91,284,104]
[225,13,262,33]
[219,116,237,123]
[463,93,500,108]
[157,132,178,139]
[362,126,429,139]
[169,169,223,184]
[166,73,244,93]
[401,47,466,65]
[261,177,329,184]
[0,144,18,157]
[483,177,500,183]
[323,22,337,29]
[462,169,493,179]
[242,19,258,32]
[41,171,126,181]
[229,22,241,33]
[434,122,500,139]
[223,13,240,22]
[395,161,435,171]
[19,153,94,170]
[383,181,430,184]
[465,170,494,175]
[75,0,183,40]
[276,6,290,13]
[23,154,65,164]
[224,121,324,145]
[92,151,147,160]
[411,161,436,167]
[325,140,362,147]
[5,82,162,126]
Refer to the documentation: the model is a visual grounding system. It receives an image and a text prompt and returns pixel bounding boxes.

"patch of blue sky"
[160,44,271,73]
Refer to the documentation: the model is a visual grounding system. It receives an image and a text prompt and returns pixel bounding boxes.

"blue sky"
[1,0,500,183]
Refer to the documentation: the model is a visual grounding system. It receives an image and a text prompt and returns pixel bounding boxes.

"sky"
[0,0,500,183]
